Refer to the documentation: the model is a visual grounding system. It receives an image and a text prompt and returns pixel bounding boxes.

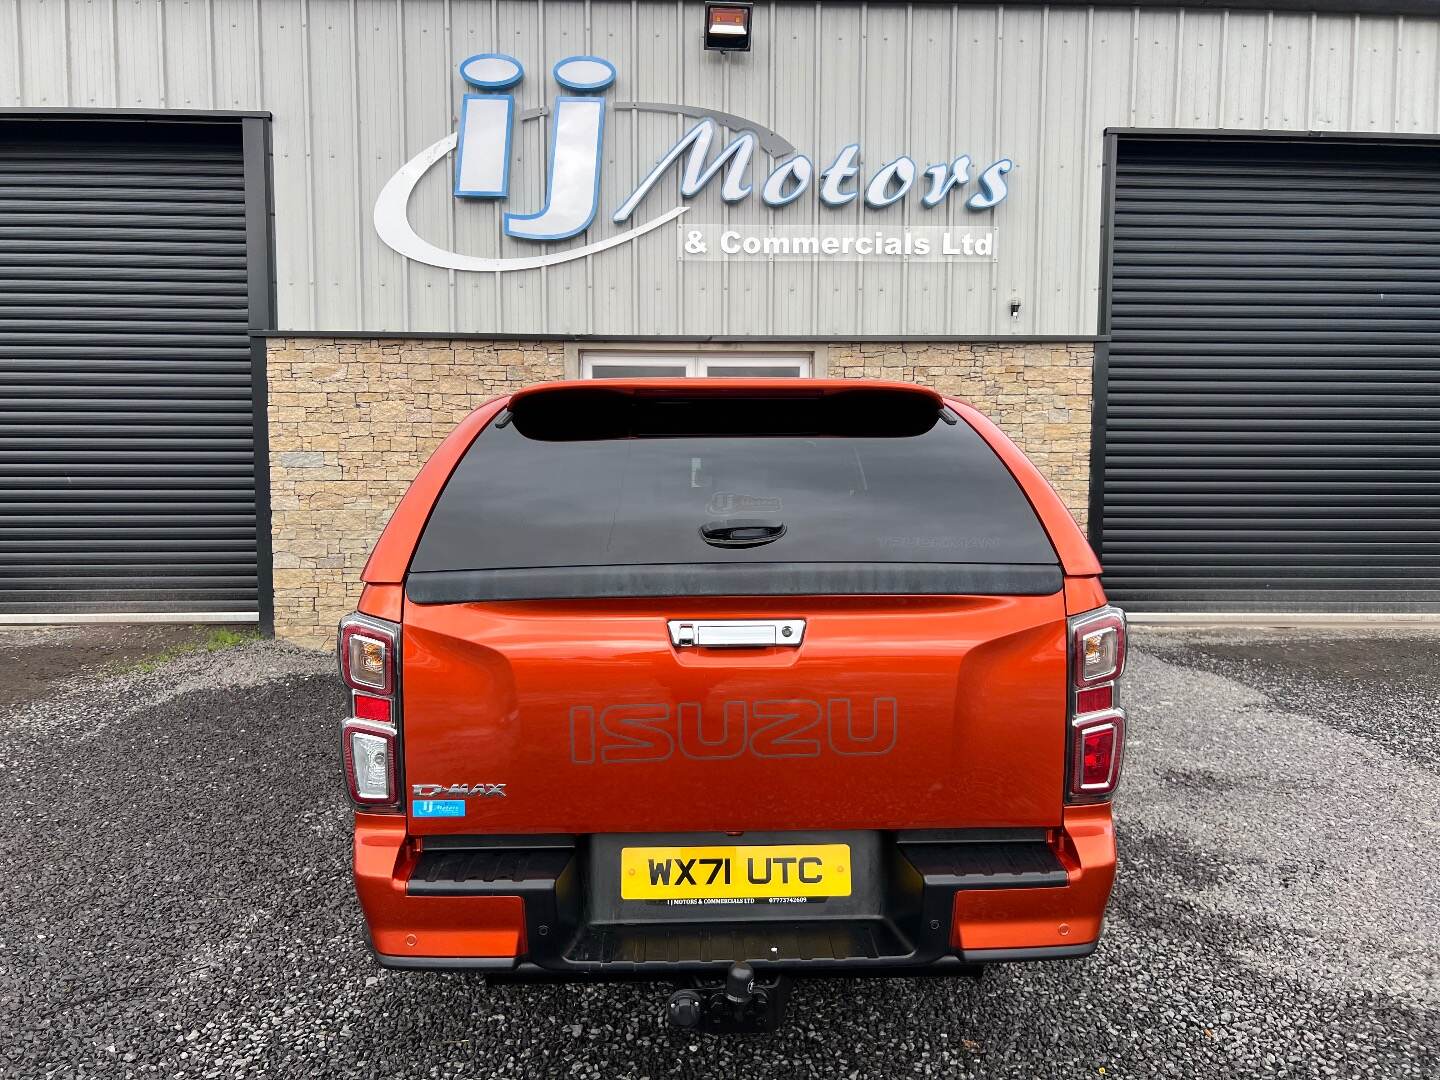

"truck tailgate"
[401,593,1066,836]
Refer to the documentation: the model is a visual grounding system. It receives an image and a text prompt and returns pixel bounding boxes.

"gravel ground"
[1,624,1436,1078]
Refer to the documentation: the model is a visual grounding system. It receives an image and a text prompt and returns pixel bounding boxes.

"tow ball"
[666,962,792,1034]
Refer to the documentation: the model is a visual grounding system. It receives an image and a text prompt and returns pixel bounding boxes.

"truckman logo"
[374,53,1013,272]
[569,697,898,764]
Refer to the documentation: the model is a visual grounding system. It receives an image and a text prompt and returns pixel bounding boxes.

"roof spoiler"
[505,380,949,441]
[508,378,946,405]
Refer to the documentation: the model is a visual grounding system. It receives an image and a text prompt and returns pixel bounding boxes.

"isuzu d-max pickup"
[339,379,1125,1032]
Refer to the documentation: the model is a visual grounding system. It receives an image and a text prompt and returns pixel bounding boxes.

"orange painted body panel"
[950,804,1117,951]
[1064,576,1108,615]
[402,592,1069,835]
[358,583,403,622]
[353,814,525,958]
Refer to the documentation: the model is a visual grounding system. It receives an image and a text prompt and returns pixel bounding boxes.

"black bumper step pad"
[900,841,1068,890]
[408,847,575,896]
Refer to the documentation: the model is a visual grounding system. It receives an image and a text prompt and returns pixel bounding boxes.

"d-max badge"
[411,782,507,798]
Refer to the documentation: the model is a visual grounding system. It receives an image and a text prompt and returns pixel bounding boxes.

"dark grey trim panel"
[505,957,986,980]
[895,828,1049,845]
[0,107,272,120]
[373,949,983,979]
[886,0,1436,14]
[242,115,277,635]
[406,562,1064,603]
[961,941,1098,963]
[372,947,1087,978]
[374,951,520,973]
[421,834,576,851]
[1087,341,1110,556]
[1108,126,1440,144]
[1089,130,1119,554]
[1096,132,1118,340]
[255,330,1102,344]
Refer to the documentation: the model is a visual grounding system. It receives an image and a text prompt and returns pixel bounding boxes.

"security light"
[704,3,752,52]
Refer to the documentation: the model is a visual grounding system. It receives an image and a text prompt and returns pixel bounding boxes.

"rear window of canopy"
[407,386,1060,601]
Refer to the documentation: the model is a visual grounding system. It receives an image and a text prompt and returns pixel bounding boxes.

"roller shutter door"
[0,120,262,619]
[1099,136,1440,613]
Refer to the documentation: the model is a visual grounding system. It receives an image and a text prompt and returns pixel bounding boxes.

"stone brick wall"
[266,337,1093,646]
[267,338,565,646]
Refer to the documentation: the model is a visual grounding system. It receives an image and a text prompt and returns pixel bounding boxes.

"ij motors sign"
[374,53,1012,272]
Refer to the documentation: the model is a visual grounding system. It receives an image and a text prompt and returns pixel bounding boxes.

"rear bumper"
[371,942,1099,979]
[353,806,1116,978]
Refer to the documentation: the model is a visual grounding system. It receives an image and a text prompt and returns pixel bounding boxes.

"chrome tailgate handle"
[668,619,806,648]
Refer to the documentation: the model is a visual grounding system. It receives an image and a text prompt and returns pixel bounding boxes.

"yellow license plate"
[620,844,852,900]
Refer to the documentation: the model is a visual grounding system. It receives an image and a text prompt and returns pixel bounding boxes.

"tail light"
[1067,605,1126,801]
[338,613,401,811]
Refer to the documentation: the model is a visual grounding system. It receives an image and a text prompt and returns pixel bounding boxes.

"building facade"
[2,0,1438,645]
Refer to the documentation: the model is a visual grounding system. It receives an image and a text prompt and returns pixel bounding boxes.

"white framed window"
[580,351,812,380]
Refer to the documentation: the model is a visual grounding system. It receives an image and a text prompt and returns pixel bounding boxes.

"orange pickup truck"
[338,379,1125,1032]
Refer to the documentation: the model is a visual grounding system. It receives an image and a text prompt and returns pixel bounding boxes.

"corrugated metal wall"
[4,1,1439,337]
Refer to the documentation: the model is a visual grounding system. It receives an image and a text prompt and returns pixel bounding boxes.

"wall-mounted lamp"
[704,3,753,52]
[1009,297,1023,321]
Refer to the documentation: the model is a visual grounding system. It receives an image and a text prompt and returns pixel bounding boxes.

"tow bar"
[665,962,792,1034]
